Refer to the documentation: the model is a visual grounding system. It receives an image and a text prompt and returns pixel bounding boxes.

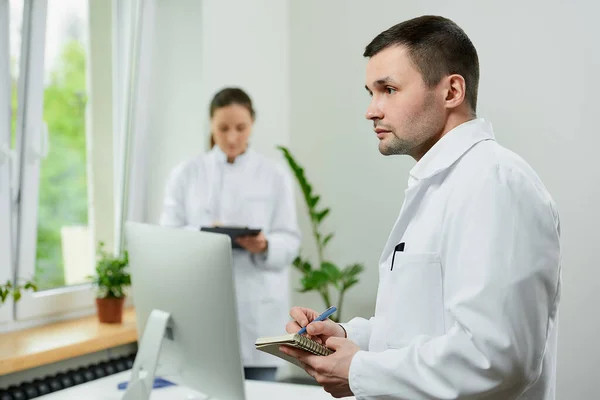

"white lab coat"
[343,119,561,399]
[160,146,301,367]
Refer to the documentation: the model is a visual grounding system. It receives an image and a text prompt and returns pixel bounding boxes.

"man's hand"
[280,337,359,398]
[286,306,346,345]
[235,232,268,254]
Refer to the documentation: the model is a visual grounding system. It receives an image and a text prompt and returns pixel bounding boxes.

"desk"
[35,370,350,399]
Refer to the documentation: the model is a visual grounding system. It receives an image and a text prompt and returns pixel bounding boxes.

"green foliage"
[277,146,364,322]
[88,242,131,299]
[9,40,89,289]
[0,279,38,305]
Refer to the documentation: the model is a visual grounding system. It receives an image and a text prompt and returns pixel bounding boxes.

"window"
[36,0,91,291]
[2,0,146,323]
[13,0,95,320]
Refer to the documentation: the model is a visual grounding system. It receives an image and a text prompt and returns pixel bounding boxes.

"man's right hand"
[286,306,346,345]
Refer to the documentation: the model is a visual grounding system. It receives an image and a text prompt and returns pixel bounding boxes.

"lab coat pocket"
[385,252,445,348]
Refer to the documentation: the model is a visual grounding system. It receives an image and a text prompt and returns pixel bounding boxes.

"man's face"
[365,45,446,160]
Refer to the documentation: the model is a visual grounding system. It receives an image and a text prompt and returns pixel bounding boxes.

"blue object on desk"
[297,306,337,335]
[117,377,176,390]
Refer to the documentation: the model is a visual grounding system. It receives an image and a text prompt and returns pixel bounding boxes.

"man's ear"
[444,74,467,110]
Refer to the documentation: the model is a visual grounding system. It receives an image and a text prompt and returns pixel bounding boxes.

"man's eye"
[386,87,397,95]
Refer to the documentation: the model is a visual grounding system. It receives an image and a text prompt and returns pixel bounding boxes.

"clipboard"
[200,226,262,249]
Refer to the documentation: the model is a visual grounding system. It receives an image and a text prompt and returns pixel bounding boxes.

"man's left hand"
[280,337,360,398]
[235,232,268,254]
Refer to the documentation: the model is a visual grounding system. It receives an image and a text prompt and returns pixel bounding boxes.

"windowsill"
[0,307,138,375]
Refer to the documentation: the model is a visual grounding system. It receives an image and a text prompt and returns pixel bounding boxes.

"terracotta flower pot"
[95,297,125,323]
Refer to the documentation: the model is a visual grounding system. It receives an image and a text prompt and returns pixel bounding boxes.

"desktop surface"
[34,370,348,400]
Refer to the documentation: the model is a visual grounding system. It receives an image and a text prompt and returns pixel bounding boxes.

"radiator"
[0,352,136,400]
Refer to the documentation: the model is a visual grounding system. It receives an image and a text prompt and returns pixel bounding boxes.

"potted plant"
[89,242,131,323]
[277,146,364,323]
[0,279,37,306]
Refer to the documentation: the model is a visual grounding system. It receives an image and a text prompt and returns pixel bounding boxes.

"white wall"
[200,0,291,162]
[289,1,600,398]
[144,0,205,223]
[144,0,291,224]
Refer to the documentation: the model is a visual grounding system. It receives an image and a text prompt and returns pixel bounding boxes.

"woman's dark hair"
[209,87,256,147]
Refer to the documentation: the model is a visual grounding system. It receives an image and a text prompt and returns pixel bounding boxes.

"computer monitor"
[123,222,245,400]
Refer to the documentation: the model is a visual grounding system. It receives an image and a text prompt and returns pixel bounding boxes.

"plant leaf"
[301,261,312,273]
[342,278,359,291]
[277,146,322,220]
[321,261,342,281]
[315,208,330,223]
[320,262,342,290]
[300,270,330,292]
[293,256,312,273]
[314,231,321,243]
[322,233,334,247]
[341,263,364,290]
[309,195,320,208]
[342,263,364,278]
[92,241,131,299]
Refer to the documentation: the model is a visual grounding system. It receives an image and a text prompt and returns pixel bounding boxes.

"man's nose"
[365,99,383,120]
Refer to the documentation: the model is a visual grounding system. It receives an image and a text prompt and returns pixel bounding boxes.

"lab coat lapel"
[203,150,221,217]
[379,183,426,265]
[208,148,258,222]
[229,150,258,218]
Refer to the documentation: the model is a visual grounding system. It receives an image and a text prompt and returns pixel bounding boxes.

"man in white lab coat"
[281,15,561,399]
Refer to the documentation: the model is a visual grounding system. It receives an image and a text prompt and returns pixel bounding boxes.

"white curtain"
[112,0,157,255]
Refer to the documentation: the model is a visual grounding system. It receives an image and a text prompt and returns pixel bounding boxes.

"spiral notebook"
[255,333,333,368]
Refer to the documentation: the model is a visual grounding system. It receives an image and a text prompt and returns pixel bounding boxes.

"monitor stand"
[122,309,171,400]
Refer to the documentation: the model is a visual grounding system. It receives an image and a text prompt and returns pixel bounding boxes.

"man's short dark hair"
[364,15,479,113]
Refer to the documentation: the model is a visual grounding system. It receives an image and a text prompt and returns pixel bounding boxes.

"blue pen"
[297,306,337,335]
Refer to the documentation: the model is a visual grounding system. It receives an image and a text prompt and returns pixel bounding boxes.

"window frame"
[0,0,13,324]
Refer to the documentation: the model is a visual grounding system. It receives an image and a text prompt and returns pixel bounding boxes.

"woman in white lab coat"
[159,87,301,381]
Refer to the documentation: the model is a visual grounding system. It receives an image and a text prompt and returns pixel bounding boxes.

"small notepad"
[255,333,333,368]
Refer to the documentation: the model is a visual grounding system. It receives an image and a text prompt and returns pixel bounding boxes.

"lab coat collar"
[209,145,253,166]
[409,118,495,182]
